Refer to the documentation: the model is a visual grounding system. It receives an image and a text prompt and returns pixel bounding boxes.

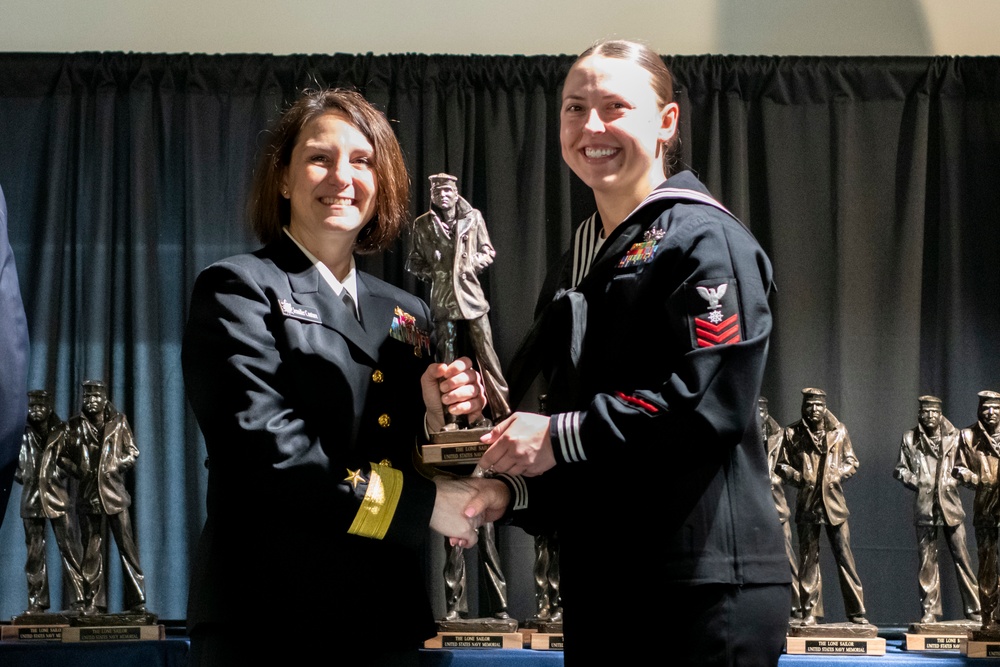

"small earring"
[282,189,289,197]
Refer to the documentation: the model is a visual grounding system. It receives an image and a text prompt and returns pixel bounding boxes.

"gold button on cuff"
[372,369,384,383]
[378,414,391,428]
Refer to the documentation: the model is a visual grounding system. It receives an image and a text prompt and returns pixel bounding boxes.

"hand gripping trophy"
[407,173,513,630]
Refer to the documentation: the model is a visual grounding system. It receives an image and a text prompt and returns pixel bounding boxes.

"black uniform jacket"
[182,233,437,648]
[503,171,790,624]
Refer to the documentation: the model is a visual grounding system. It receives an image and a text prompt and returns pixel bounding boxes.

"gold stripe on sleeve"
[347,461,403,540]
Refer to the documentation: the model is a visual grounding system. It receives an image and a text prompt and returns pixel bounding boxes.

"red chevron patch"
[615,391,660,413]
[694,313,741,347]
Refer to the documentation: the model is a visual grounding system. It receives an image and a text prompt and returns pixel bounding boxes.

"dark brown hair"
[247,88,410,253]
[573,39,681,176]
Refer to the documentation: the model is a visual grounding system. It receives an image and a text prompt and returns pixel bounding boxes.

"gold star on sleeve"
[345,468,366,489]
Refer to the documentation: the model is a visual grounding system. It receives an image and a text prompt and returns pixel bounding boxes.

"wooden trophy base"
[425,616,521,649]
[964,627,1000,657]
[421,426,491,466]
[61,624,165,642]
[786,621,884,655]
[528,632,564,650]
[5,608,163,643]
[520,617,564,650]
[2,622,69,642]
[904,619,978,651]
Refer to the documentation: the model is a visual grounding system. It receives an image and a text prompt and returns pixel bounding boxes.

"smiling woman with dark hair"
[459,41,792,665]
[181,88,505,667]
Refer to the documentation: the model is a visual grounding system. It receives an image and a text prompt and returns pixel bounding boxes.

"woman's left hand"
[477,412,555,477]
[421,356,485,433]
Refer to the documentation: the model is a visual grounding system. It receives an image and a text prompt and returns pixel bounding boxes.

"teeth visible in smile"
[320,197,353,205]
[585,147,618,158]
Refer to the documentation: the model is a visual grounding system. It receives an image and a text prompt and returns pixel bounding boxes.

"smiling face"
[281,112,377,249]
[560,54,678,205]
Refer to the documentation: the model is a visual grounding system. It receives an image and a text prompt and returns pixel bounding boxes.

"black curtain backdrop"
[1,52,999,628]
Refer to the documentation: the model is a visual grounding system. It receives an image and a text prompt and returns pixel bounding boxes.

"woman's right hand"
[421,356,485,433]
[431,476,511,547]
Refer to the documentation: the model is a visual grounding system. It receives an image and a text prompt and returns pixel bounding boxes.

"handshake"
[426,410,558,547]
[431,473,510,548]
[422,355,558,547]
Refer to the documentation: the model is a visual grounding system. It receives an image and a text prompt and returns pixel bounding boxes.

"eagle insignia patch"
[688,279,742,348]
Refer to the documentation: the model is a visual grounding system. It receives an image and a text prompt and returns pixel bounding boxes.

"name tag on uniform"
[278,299,321,324]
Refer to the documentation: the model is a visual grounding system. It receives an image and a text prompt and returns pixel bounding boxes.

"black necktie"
[341,290,359,322]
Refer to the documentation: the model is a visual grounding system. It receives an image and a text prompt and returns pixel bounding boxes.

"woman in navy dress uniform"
[182,88,494,667]
[464,40,792,666]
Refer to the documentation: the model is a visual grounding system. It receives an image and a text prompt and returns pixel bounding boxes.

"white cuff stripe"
[555,412,585,463]
[499,473,528,511]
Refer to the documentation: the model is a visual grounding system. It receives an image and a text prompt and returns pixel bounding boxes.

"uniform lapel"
[357,274,407,349]
[272,235,382,362]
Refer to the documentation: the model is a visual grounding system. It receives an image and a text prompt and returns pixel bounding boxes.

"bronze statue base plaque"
[905,619,978,651]
[427,616,520,649]
[62,625,165,642]
[6,610,75,641]
[785,636,886,656]
[529,632,564,650]
[786,622,883,655]
[1,624,68,642]
[965,627,1000,657]
[905,634,966,651]
[965,638,1000,658]
[425,632,522,649]
[521,617,562,648]
[422,426,491,465]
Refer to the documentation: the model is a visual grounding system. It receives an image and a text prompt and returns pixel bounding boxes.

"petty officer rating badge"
[689,279,742,348]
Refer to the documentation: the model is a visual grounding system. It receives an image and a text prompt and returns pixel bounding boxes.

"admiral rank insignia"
[619,228,665,268]
[689,279,742,348]
[390,307,431,358]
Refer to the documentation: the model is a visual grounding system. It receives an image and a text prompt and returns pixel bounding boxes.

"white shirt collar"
[283,227,359,315]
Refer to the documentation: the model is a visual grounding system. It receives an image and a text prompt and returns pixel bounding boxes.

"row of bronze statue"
[12,380,152,624]
[764,388,1000,634]
[14,379,1000,636]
